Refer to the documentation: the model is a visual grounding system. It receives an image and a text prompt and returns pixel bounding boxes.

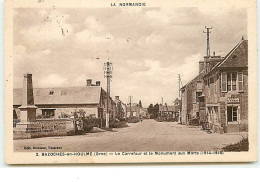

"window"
[192,92,197,104]
[196,112,199,119]
[42,109,55,118]
[222,72,239,92]
[238,72,244,92]
[221,72,227,92]
[196,92,202,102]
[49,91,54,95]
[227,106,238,122]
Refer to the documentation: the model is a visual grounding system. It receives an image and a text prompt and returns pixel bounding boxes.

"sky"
[13,7,247,107]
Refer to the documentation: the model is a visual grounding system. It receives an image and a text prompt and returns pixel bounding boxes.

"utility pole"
[203,26,213,56]
[129,96,133,122]
[177,74,183,123]
[161,97,163,105]
[178,74,183,97]
[104,62,113,129]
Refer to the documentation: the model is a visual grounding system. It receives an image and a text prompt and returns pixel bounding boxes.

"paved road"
[14,119,245,152]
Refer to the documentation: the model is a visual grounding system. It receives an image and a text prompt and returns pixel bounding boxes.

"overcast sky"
[13,7,247,107]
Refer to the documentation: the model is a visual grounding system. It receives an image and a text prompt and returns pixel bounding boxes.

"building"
[173,98,182,122]
[13,76,117,126]
[181,53,224,125]
[158,104,175,121]
[180,37,248,133]
[180,71,204,125]
[126,103,140,118]
[114,96,126,120]
[203,38,248,133]
[139,107,148,118]
[126,101,148,118]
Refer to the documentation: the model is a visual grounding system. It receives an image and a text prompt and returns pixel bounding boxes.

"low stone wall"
[14,118,75,140]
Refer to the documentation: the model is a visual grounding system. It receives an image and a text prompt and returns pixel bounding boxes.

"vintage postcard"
[4,0,258,164]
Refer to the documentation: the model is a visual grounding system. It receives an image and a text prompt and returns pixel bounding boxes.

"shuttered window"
[221,72,227,92]
[193,92,196,103]
[238,72,244,92]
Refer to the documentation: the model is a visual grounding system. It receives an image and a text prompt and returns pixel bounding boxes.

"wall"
[204,68,248,133]
[14,104,99,120]
[181,73,203,125]
[13,118,75,139]
[181,89,187,124]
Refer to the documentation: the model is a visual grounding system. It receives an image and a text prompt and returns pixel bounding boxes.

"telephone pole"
[104,62,113,128]
[129,96,133,122]
[178,74,183,97]
[203,26,213,56]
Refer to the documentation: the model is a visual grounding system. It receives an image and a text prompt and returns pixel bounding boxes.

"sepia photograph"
[4,0,258,163]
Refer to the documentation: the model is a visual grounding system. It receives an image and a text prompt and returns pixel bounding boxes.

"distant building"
[114,96,126,120]
[139,107,148,118]
[13,78,116,124]
[126,103,139,118]
[173,98,181,122]
[126,102,148,119]
[159,104,175,121]
[203,39,248,133]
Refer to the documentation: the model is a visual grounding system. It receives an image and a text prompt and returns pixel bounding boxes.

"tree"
[147,104,154,118]
[139,100,142,108]
[154,103,159,118]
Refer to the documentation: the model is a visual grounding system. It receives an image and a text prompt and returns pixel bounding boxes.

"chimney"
[86,79,92,86]
[96,81,100,86]
[115,96,119,100]
[18,73,37,123]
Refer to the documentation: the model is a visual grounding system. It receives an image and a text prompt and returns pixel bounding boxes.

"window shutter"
[238,72,243,92]
[193,92,196,103]
[221,72,227,92]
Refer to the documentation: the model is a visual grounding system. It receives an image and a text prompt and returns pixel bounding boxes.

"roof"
[207,39,248,75]
[181,71,204,90]
[126,104,139,112]
[13,86,102,106]
[159,105,175,112]
[219,39,248,68]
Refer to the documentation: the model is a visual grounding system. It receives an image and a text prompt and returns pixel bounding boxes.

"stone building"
[180,71,204,125]
[13,77,117,123]
[203,38,248,133]
[181,53,224,125]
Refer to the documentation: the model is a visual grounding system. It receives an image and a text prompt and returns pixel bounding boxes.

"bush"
[82,118,101,133]
[127,117,140,123]
[109,119,128,128]
[189,118,199,125]
[223,138,249,152]
[239,122,248,132]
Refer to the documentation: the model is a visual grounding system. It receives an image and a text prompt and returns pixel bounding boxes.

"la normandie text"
[111,2,146,7]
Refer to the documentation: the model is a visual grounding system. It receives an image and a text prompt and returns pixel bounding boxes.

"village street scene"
[13,8,248,152]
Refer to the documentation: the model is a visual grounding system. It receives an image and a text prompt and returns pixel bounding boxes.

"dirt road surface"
[14,119,246,152]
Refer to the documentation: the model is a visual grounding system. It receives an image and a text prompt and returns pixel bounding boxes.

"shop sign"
[227,97,240,104]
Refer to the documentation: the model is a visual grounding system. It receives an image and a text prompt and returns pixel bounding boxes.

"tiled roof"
[13,86,102,106]
[208,39,248,74]
[181,71,204,90]
[218,39,248,68]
